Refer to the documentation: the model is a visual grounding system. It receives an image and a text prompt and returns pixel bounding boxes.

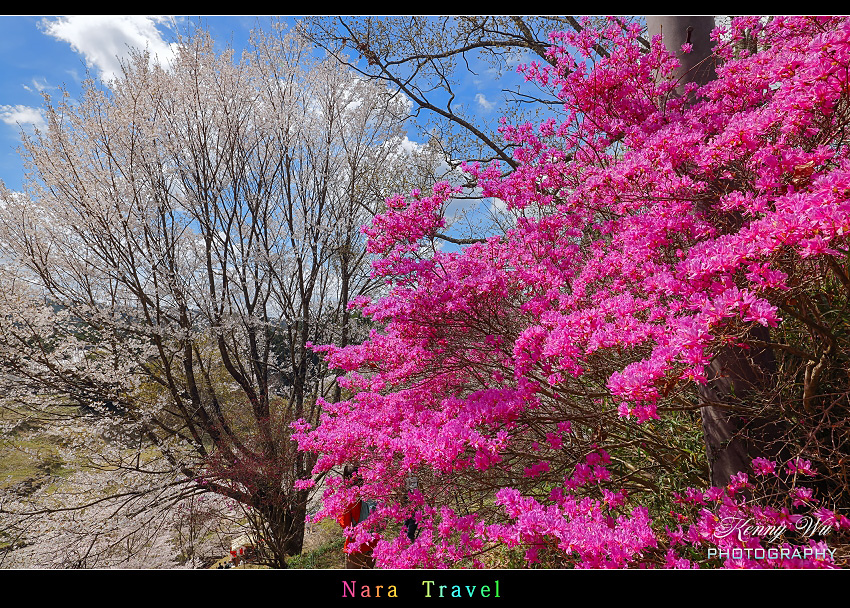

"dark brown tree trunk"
[252,492,305,569]
[696,326,785,486]
[284,488,310,557]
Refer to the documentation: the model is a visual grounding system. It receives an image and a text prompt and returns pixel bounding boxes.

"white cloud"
[489,197,508,216]
[396,135,421,155]
[39,16,180,81]
[0,105,46,130]
[475,93,495,112]
[22,77,52,94]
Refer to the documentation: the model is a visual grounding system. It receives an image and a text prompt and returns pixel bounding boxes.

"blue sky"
[0,16,280,190]
[0,15,290,190]
[0,15,546,252]
[0,15,529,196]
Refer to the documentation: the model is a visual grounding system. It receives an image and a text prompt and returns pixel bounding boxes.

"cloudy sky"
[0,14,519,218]
[0,16,264,190]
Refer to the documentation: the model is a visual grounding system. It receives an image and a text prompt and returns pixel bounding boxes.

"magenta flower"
[785,458,817,477]
[790,487,817,507]
[751,457,777,476]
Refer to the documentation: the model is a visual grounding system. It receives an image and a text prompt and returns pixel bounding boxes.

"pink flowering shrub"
[665,460,850,569]
[294,16,850,568]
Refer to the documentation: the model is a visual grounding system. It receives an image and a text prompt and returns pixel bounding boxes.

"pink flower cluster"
[665,459,849,569]
[294,16,850,568]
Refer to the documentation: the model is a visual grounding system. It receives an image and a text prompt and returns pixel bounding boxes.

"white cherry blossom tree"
[0,23,428,568]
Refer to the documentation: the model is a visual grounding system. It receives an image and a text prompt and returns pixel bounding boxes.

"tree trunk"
[696,326,785,486]
[646,16,717,95]
[251,491,306,569]
[646,16,784,486]
[284,488,310,557]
